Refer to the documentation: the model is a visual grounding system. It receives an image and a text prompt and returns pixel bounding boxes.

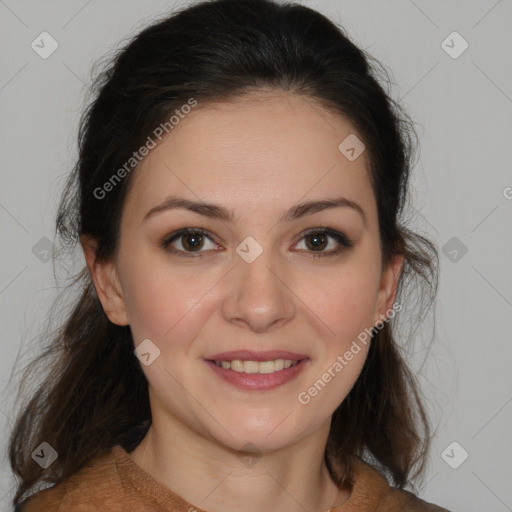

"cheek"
[293,263,377,412]
[120,253,218,342]
[296,257,381,344]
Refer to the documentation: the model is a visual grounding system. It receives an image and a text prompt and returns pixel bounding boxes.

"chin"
[205,413,306,453]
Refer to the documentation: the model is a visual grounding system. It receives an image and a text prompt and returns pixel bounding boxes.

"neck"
[129,411,351,512]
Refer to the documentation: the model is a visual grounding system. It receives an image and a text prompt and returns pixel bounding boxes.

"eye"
[161,228,219,257]
[293,228,352,257]
[161,227,353,259]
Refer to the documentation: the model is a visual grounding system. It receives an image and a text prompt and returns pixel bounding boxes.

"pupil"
[307,233,326,251]
[184,233,203,251]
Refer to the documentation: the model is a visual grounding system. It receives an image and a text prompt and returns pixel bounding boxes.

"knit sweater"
[19,445,450,511]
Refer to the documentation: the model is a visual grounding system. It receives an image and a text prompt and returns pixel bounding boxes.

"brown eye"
[304,232,328,251]
[162,228,219,257]
[181,232,205,251]
[295,228,353,257]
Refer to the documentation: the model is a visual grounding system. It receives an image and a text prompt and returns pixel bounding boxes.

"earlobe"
[80,235,129,326]
[374,253,404,325]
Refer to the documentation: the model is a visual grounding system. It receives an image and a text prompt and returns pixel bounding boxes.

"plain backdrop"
[1,1,511,510]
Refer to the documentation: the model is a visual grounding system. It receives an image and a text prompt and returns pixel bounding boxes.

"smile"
[205,358,309,391]
[213,359,299,373]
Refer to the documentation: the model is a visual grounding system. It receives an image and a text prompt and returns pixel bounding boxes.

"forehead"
[124,90,376,224]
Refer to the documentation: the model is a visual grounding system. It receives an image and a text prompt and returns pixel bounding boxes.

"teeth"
[214,359,299,373]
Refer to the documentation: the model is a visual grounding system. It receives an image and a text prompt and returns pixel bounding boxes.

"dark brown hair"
[9,0,438,507]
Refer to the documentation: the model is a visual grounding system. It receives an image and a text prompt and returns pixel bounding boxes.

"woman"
[9,0,449,510]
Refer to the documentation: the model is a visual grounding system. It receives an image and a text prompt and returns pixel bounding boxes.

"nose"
[221,246,296,333]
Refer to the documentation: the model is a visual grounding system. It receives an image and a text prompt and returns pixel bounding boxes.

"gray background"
[1,0,511,510]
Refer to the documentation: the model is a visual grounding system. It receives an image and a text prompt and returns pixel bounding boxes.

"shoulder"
[348,457,452,512]
[391,488,452,512]
[18,448,125,512]
[17,483,68,512]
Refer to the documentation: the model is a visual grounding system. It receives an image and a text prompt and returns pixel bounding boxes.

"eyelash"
[160,227,353,259]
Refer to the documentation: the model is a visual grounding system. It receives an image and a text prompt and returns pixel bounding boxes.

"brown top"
[20,445,450,511]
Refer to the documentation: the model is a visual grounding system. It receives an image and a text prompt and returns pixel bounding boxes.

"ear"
[373,253,404,325]
[80,235,129,326]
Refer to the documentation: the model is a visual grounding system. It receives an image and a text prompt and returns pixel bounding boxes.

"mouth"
[203,351,310,391]
[211,358,302,373]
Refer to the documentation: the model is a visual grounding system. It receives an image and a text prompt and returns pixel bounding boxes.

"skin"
[82,90,403,512]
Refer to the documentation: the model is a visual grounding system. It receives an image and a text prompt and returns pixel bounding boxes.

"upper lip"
[205,350,309,362]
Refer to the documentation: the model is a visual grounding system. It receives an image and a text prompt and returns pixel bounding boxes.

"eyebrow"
[143,196,366,225]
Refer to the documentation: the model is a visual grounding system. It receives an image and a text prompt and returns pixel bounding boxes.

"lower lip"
[204,359,309,391]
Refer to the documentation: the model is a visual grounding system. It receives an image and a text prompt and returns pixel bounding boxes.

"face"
[84,90,402,453]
